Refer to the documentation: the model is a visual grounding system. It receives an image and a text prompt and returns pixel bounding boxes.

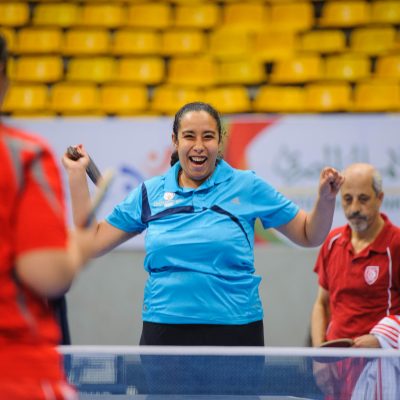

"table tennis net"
[60,346,400,399]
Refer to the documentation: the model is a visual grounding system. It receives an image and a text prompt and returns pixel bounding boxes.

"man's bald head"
[341,163,384,233]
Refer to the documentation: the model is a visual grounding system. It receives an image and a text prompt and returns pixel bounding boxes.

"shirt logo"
[231,197,240,205]
[364,265,380,285]
[164,192,175,201]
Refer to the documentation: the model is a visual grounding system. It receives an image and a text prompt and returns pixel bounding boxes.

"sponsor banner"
[6,115,400,248]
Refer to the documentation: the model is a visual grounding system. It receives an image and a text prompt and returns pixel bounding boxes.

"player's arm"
[354,315,400,348]
[311,285,330,347]
[276,167,344,247]
[15,227,96,298]
[62,145,138,256]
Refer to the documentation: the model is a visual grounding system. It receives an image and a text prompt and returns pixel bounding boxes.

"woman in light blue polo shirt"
[63,102,344,346]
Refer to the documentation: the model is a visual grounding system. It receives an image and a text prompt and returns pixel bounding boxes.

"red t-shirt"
[0,124,67,380]
[314,214,400,341]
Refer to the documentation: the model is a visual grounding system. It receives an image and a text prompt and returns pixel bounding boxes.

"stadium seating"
[2,0,400,115]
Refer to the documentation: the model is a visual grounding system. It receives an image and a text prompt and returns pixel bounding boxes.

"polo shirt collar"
[340,213,392,255]
[164,159,234,193]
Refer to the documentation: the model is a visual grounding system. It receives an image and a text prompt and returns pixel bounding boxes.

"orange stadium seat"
[174,3,220,29]
[353,80,400,112]
[168,56,217,87]
[33,3,81,28]
[0,2,30,27]
[3,84,49,114]
[253,85,306,113]
[100,84,148,115]
[254,30,297,61]
[218,60,267,85]
[300,30,347,54]
[375,54,400,80]
[268,2,314,32]
[112,29,161,56]
[66,57,116,83]
[204,86,251,114]
[151,85,204,115]
[371,1,400,24]
[319,1,371,27]
[161,29,206,56]
[305,82,352,112]
[350,26,397,55]
[115,57,165,85]
[16,28,63,54]
[80,3,125,28]
[126,3,172,29]
[270,54,323,84]
[324,54,371,81]
[11,56,64,83]
[50,83,99,115]
[222,2,268,32]
[0,28,16,53]
[63,29,110,55]
[209,29,253,60]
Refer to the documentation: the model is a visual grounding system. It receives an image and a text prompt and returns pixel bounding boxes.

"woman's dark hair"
[170,102,224,166]
[0,34,7,76]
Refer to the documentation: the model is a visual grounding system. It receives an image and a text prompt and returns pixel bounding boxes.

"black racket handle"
[66,146,102,186]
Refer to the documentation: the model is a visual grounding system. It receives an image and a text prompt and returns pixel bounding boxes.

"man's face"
[341,173,383,233]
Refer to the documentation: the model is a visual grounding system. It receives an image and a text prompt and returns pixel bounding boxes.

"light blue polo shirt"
[106,160,299,325]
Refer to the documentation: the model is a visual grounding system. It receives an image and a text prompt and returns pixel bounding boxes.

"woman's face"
[173,110,220,188]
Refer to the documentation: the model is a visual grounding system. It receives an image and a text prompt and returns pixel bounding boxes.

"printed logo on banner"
[364,265,380,285]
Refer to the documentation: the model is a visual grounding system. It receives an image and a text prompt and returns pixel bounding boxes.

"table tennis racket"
[66,146,102,186]
[319,338,354,348]
[84,169,115,227]
[313,338,354,363]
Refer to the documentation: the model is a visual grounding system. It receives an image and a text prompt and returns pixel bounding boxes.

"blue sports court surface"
[61,346,400,399]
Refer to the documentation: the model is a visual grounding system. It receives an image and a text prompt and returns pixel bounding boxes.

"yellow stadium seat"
[11,56,63,83]
[174,4,220,29]
[112,29,161,55]
[270,54,323,83]
[350,26,397,55]
[100,84,148,115]
[218,60,267,85]
[116,57,165,85]
[319,1,371,27]
[204,86,251,114]
[16,28,63,54]
[305,82,352,112]
[222,3,268,32]
[300,30,347,54]
[126,3,172,29]
[353,80,400,111]
[33,3,81,27]
[151,85,204,115]
[253,86,306,113]
[324,54,371,81]
[66,57,116,83]
[269,2,314,32]
[161,29,206,56]
[63,29,110,55]
[209,29,253,60]
[254,30,297,61]
[375,54,400,79]
[371,1,400,24]
[0,2,30,27]
[50,83,99,115]
[3,84,49,114]
[167,56,217,87]
[79,3,125,28]
[0,28,16,53]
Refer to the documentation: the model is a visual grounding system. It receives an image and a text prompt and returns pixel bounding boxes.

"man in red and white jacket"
[351,315,400,400]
